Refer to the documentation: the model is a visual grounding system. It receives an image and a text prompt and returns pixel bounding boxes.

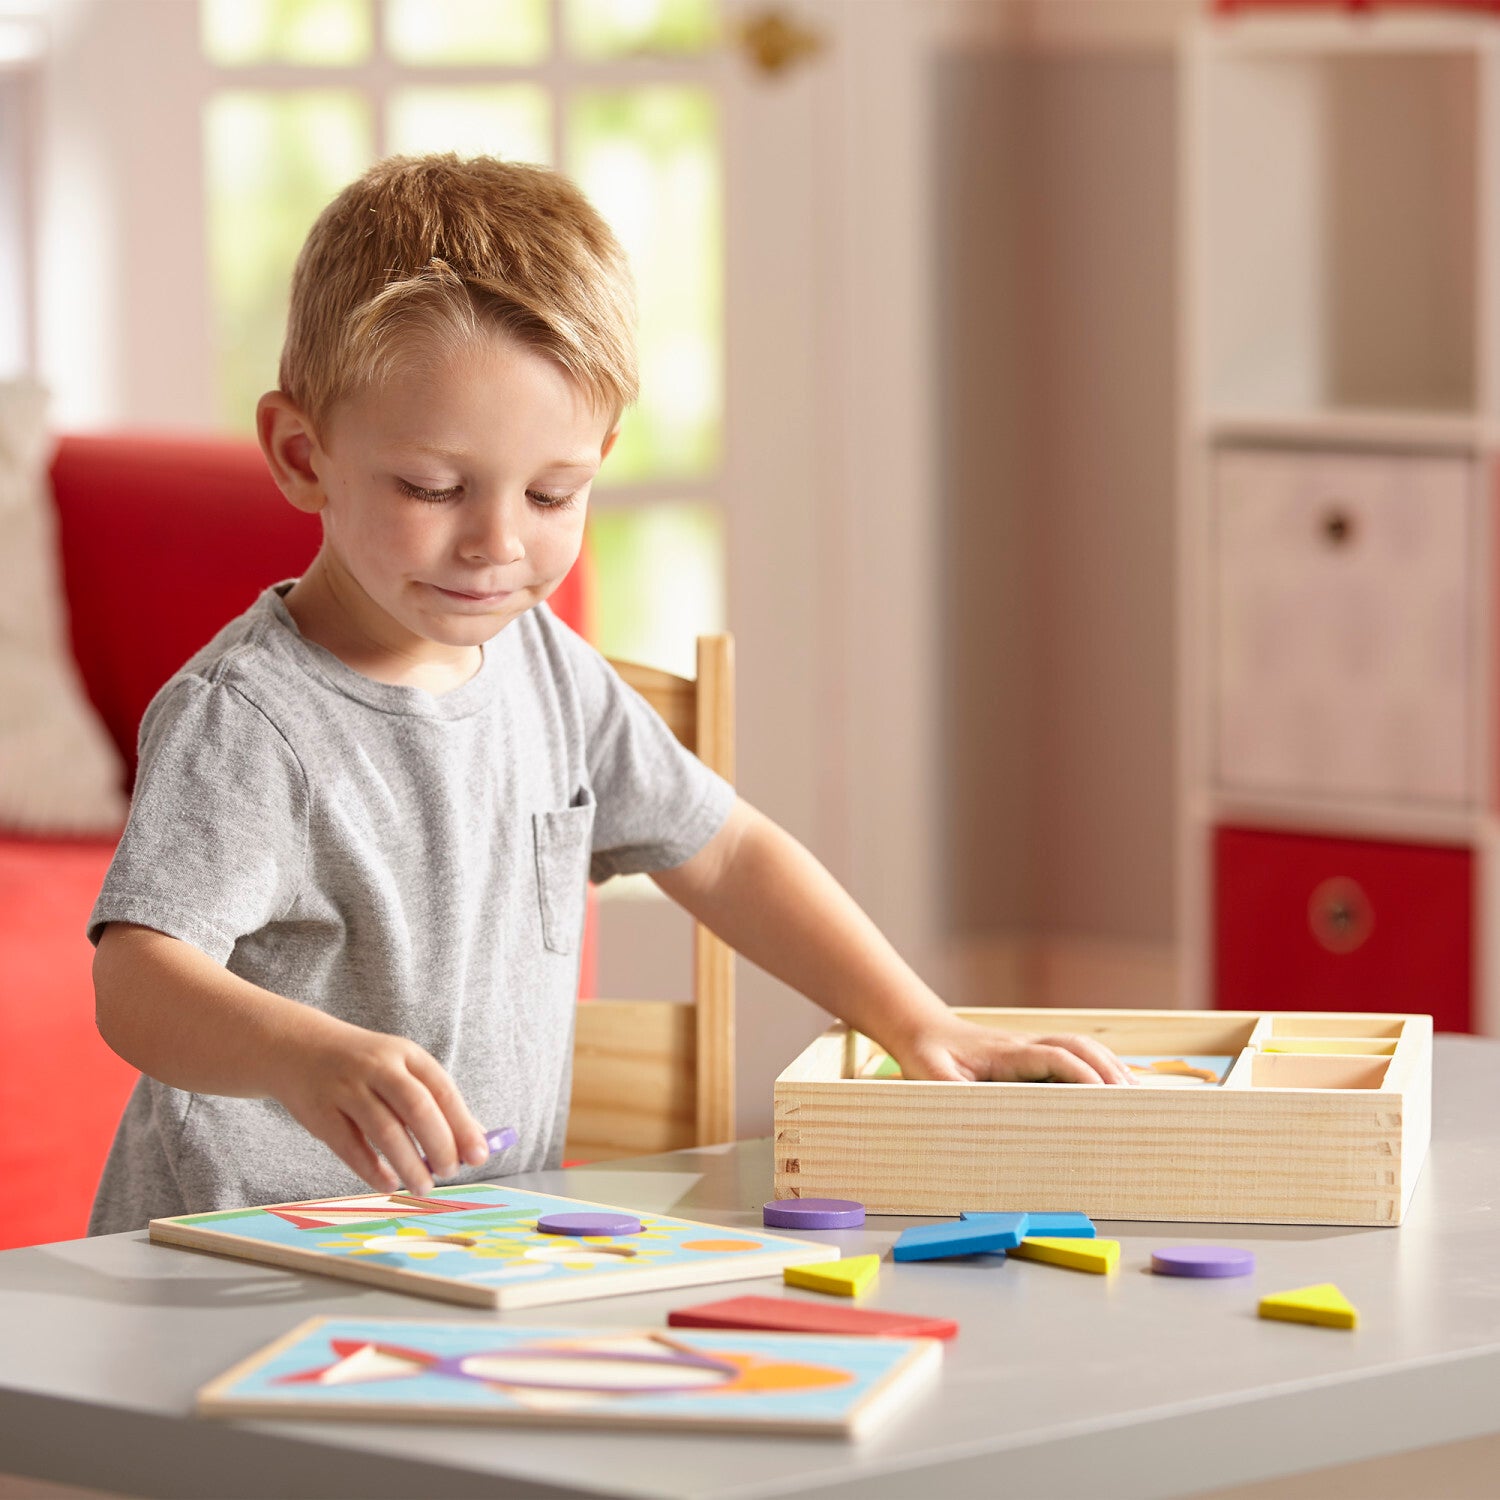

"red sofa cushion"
[48,433,593,785]
[49,435,320,788]
[1,434,596,1249]
[0,835,129,1247]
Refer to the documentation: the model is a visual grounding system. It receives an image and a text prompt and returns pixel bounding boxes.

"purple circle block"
[1151,1245,1256,1278]
[536,1211,643,1237]
[762,1198,866,1230]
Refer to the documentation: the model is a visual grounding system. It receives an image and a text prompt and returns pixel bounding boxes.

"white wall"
[34,0,212,429]
[933,6,1184,1004]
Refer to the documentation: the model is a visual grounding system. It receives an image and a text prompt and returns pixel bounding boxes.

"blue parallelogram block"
[893,1213,1030,1262]
[963,1210,1096,1239]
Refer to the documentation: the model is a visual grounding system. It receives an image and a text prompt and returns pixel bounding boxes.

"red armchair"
[0,434,592,1249]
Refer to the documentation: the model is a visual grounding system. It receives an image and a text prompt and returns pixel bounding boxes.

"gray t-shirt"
[86,584,734,1234]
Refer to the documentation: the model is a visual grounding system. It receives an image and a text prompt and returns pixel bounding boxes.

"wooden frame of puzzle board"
[773,1008,1432,1225]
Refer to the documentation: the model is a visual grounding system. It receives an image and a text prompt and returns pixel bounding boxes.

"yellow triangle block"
[1259,1283,1358,1330]
[1009,1237,1120,1274]
[784,1254,880,1297]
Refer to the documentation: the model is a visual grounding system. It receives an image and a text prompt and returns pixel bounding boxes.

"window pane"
[205,91,373,431]
[565,0,718,60]
[588,504,724,677]
[569,88,721,482]
[388,86,552,165]
[385,0,549,66]
[202,0,372,66]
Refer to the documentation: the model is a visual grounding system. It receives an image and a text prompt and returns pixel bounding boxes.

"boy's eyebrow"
[398,441,467,461]
[386,441,601,470]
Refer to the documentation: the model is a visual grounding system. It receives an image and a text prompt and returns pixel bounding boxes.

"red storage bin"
[1214,825,1472,1032]
[1214,2,1500,13]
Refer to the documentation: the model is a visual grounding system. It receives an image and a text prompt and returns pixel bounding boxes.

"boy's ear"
[256,391,327,516]
[600,426,621,462]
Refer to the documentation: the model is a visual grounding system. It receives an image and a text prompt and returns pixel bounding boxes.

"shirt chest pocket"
[532,790,596,955]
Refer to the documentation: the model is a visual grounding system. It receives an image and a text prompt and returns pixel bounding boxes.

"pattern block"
[783,1255,880,1297]
[1151,1246,1255,1278]
[1258,1283,1358,1330]
[1008,1237,1120,1274]
[762,1199,865,1230]
[965,1211,1095,1239]
[667,1295,958,1340]
[892,1214,1029,1262]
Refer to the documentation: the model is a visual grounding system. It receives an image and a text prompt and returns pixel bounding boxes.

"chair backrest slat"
[571,636,736,1160]
[607,659,698,753]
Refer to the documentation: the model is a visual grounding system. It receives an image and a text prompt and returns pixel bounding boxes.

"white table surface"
[1,1036,1497,1500]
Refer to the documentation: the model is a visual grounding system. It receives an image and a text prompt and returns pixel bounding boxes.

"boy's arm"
[651,799,1136,1085]
[94,923,491,1192]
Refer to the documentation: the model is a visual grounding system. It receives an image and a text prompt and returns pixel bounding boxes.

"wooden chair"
[565,634,736,1161]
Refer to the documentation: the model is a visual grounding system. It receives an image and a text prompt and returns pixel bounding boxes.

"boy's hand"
[893,1015,1138,1086]
[270,1015,493,1196]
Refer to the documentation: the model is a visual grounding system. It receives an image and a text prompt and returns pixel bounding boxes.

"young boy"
[88,154,1133,1234]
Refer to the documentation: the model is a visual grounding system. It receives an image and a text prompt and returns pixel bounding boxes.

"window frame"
[200,0,732,666]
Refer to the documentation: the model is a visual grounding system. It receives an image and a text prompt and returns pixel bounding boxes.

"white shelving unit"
[1180,7,1500,1036]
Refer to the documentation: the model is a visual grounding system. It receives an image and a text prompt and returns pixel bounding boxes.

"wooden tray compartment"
[1249,1053,1390,1090]
[774,1007,1431,1227]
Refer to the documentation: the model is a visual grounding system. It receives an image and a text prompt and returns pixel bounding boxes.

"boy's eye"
[396,479,577,510]
[397,479,461,503]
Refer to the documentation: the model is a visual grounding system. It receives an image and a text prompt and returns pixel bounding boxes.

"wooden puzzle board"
[150,1184,838,1309]
[197,1316,941,1438]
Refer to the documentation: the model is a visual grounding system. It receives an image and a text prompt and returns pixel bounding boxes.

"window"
[201,0,725,676]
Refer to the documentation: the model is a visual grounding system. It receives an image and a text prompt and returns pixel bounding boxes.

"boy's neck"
[282,563,484,697]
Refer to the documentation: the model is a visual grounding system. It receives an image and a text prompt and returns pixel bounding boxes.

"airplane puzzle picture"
[198,1316,941,1438]
[149,1183,840,1309]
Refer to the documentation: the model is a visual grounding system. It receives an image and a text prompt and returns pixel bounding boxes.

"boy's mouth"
[431,584,516,606]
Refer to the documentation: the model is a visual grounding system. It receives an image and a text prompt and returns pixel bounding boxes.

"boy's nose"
[464,502,526,566]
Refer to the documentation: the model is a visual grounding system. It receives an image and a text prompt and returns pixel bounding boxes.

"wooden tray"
[773,1008,1432,1226]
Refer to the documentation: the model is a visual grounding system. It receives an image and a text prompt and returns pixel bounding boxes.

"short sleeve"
[87,676,310,963]
[548,620,735,884]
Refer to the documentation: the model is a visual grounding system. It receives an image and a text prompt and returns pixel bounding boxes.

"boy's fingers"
[897,1052,970,1083]
[375,1075,461,1181]
[996,1044,1106,1086]
[324,1109,402,1193]
[404,1051,491,1167]
[1037,1033,1137,1087]
[356,1097,436,1195]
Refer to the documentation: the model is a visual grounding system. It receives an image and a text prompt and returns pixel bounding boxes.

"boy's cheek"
[549,515,590,574]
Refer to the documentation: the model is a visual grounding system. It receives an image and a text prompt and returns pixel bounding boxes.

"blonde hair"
[278,153,638,435]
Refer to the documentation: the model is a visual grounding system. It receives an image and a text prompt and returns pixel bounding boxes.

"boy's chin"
[419,601,533,647]
[425,617,516,647]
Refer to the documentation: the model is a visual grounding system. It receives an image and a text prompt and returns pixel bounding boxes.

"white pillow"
[0,378,127,835]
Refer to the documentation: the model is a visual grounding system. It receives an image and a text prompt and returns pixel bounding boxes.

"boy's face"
[282,331,615,664]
